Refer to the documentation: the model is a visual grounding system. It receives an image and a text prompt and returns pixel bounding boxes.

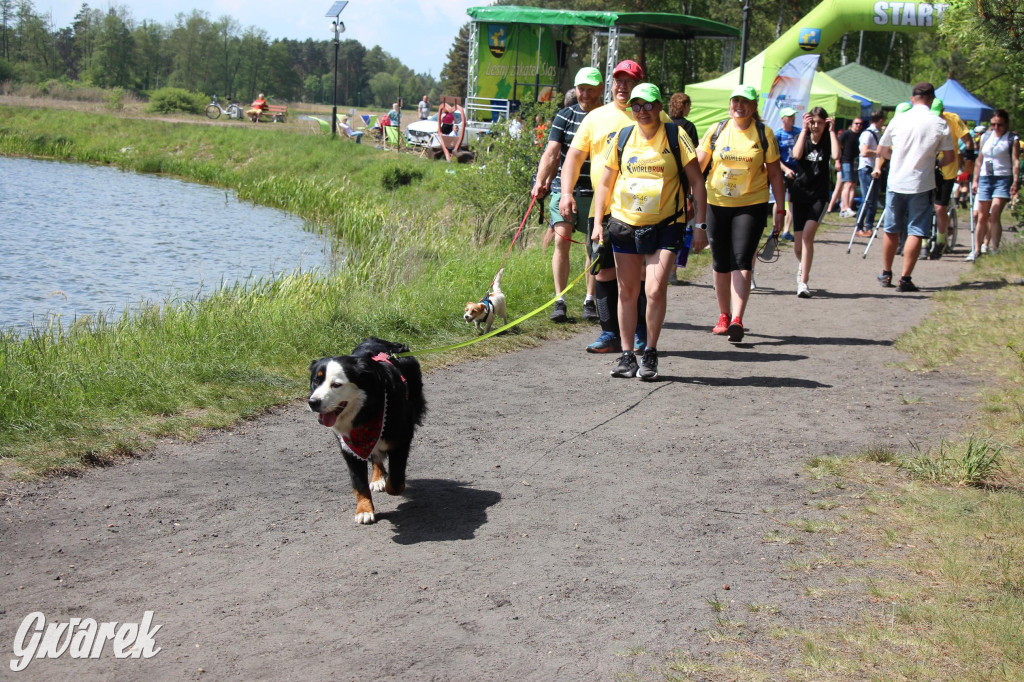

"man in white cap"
[774,106,800,239]
[532,66,605,323]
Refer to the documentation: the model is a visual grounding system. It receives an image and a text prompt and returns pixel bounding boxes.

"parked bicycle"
[205,95,244,120]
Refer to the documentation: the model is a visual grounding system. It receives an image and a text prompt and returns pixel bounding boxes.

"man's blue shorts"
[883,190,934,238]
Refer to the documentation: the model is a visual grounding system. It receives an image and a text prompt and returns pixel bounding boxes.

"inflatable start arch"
[758,0,949,94]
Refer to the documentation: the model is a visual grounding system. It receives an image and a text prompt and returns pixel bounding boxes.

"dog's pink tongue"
[318,412,338,428]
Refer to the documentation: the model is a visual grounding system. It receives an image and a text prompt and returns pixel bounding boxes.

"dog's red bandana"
[338,409,384,460]
[337,354,400,460]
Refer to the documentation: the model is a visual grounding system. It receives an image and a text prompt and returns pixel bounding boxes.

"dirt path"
[1,225,980,680]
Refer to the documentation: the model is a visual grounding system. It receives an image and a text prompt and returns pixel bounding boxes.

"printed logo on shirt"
[624,155,665,175]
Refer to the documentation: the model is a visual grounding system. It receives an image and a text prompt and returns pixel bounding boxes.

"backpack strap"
[708,119,729,152]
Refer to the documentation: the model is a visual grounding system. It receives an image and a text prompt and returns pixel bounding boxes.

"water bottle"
[675,225,694,268]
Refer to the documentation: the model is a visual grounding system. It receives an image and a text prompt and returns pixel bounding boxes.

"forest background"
[1,0,1021,122]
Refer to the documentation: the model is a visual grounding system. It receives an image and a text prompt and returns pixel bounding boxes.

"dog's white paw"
[354,511,376,524]
[369,478,386,492]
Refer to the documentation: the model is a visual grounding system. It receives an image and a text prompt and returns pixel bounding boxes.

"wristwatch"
[694,222,708,231]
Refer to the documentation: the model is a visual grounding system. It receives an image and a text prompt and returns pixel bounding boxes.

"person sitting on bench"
[247,93,268,122]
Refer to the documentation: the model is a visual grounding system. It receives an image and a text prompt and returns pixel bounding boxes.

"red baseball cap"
[612,60,643,81]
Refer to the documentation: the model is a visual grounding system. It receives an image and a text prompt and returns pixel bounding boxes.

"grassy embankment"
[616,247,1024,680]
[0,106,622,478]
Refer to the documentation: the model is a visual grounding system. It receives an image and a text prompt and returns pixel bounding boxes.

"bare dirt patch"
[0,226,984,679]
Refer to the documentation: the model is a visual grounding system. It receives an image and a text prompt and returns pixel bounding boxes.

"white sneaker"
[839,209,855,218]
[964,251,977,262]
[797,282,811,298]
[750,277,757,290]
[980,243,988,254]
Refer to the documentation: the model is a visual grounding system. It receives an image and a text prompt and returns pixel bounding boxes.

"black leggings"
[707,203,768,273]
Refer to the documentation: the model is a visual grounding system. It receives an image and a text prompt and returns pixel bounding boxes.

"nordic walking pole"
[863,208,886,258]
[847,175,876,254]
[968,179,976,256]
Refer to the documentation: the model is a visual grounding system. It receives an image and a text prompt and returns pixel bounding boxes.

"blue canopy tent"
[935,79,993,124]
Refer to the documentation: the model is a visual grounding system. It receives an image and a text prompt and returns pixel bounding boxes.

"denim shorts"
[976,174,1013,202]
[607,219,683,255]
[883,190,933,238]
[841,161,855,184]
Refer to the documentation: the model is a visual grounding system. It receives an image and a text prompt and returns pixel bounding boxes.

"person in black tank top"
[789,107,841,298]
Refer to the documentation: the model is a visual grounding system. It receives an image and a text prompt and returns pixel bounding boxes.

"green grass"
[0,107,610,477]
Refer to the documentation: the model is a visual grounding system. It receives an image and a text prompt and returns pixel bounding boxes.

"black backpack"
[613,121,689,227]
[705,118,770,179]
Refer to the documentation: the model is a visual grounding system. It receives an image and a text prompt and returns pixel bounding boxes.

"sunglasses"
[631,102,656,112]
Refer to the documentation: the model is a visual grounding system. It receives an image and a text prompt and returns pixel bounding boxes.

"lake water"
[0,157,336,335]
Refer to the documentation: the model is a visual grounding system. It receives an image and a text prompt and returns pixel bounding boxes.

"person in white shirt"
[418,96,429,121]
[871,82,954,292]
[855,111,885,236]
[338,115,363,143]
[970,108,1020,257]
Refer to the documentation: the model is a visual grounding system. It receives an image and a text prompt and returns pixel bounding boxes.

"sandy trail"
[1,226,978,680]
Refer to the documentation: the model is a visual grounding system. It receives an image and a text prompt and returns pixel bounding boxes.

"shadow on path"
[380,479,500,545]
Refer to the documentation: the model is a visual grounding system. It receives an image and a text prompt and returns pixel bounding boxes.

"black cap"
[912,81,935,97]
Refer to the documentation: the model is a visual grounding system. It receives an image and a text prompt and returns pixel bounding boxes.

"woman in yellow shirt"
[696,85,786,342]
[593,84,707,380]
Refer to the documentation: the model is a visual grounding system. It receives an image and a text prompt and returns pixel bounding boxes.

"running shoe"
[712,313,730,335]
[797,282,811,298]
[586,331,621,354]
[610,351,639,378]
[980,243,988,254]
[839,209,856,218]
[877,270,893,288]
[638,348,659,381]
[896,277,919,293]
[750,277,757,290]
[855,229,873,238]
[582,299,599,322]
[668,269,679,285]
[964,251,977,262]
[550,299,568,323]
[727,317,744,342]
[781,232,795,242]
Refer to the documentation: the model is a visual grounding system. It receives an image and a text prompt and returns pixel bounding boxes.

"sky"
[46,0,486,77]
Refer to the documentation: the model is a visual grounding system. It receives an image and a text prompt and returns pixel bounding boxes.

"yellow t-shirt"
[603,125,697,226]
[570,103,674,216]
[938,111,969,180]
[698,120,781,207]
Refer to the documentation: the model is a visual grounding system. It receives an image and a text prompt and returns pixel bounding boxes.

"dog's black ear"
[309,358,320,373]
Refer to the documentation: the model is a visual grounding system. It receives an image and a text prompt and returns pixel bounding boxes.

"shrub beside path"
[0,228,979,679]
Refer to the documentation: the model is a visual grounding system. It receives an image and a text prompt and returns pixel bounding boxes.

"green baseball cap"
[628,83,662,104]
[779,106,797,118]
[730,85,758,102]
[574,67,603,87]
[895,101,912,115]
[930,98,944,114]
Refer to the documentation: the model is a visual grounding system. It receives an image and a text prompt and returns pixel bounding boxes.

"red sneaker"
[727,317,744,342]
[712,313,730,335]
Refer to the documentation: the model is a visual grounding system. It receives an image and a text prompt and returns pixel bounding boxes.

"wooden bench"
[257,105,288,123]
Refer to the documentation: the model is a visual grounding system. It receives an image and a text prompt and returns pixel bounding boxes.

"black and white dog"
[308,338,427,524]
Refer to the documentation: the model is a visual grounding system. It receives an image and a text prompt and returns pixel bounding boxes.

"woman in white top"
[971,109,1019,255]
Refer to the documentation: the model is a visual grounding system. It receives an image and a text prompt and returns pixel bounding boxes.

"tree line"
[0,1,440,107]
[2,0,1019,124]
[436,0,1020,126]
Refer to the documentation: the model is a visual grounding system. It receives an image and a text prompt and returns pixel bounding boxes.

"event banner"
[475,23,563,103]
[762,54,820,131]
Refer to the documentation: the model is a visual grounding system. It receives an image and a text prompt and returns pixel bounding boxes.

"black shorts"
[933,173,955,207]
[791,196,828,232]
[707,203,768,273]
[590,215,615,270]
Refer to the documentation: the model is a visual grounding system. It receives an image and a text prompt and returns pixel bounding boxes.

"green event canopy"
[826,63,912,109]
[465,6,740,41]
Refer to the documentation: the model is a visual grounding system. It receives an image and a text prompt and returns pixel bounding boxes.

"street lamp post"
[325,1,349,138]
[738,0,751,85]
